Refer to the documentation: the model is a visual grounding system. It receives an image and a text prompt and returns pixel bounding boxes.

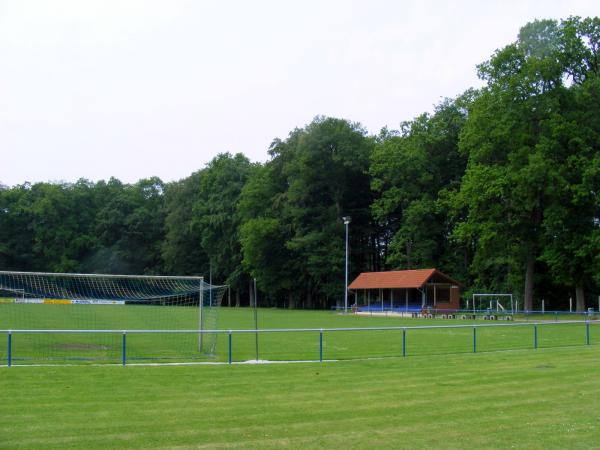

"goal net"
[0,271,227,364]
[471,293,514,314]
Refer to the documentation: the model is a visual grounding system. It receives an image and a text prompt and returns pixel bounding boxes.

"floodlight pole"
[342,216,351,313]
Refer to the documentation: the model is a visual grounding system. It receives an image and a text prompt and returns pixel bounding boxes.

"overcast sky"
[1,0,597,186]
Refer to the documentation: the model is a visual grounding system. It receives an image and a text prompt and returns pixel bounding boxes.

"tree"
[239,117,374,308]
[455,17,600,310]
[94,177,166,274]
[238,163,297,306]
[370,95,470,274]
[0,183,37,270]
[0,179,109,273]
[193,153,253,303]
[539,19,600,310]
[162,172,208,275]
[283,118,374,307]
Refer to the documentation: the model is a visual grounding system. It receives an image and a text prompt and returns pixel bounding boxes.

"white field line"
[0,359,339,368]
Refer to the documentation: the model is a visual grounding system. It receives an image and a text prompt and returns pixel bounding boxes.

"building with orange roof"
[348,268,461,312]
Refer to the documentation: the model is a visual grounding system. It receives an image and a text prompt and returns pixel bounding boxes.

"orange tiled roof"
[348,269,459,289]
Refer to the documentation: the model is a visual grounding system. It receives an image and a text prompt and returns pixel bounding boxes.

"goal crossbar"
[0,270,206,281]
[0,270,226,302]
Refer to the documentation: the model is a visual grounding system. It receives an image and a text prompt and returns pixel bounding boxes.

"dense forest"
[1,17,599,311]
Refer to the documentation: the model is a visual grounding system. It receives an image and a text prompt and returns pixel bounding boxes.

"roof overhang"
[348,269,462,290]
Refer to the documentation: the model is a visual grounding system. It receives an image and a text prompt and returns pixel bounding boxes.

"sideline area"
[1,346,599,448]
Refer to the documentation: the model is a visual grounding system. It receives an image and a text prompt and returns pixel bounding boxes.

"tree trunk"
[305,290,313,309]
[249,280,254,307]
[235,290,240,308]
[288,294,296,309]
[576,285,585,312]
[523,253,535,311]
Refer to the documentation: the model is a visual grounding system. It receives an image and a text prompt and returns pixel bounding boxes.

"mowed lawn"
[1,346,600,448]
[1,306,597,364]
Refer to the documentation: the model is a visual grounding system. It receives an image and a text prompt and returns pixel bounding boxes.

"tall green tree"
[193,153,253,303]
[455,17,600,310]
[283,118,374,307]
[1,179,111,273]
[370,95,471,275]
[162,172,208,276]
[239,164,297,306]
[0,183,37,270]
[240,117,374,308]
[94,177,166,274]
[539,17,600,311]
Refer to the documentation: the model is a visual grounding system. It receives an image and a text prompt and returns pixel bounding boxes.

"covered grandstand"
[348,268,461,313]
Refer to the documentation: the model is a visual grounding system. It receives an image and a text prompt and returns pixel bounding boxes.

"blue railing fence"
[1,320,597,366]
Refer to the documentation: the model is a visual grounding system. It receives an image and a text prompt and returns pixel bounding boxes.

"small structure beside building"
[348,268,461,312]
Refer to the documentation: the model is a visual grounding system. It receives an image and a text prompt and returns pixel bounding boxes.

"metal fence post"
[319,330,323,362]
[473,327,477,353]
[228,331,232,364]
[586,322,590,346]
[122,331,127,366]
[402,328,406,357]
[534,324,538,349]
[7,331,12,367]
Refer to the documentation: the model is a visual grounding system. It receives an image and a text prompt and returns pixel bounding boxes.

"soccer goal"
[470,293,514,314]
[0,271,227,363]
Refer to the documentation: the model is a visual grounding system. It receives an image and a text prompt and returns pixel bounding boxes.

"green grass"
[0,306,597,365]
[1,346,600,448]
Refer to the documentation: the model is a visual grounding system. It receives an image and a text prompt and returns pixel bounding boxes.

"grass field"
[1,346,600,448]
[0,306,597,365]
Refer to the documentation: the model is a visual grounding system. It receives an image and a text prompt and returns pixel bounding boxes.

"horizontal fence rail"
[1,320,597,367]
[1,319,593,333]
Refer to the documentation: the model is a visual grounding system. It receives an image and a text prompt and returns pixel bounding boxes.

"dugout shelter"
[348,268,461,312]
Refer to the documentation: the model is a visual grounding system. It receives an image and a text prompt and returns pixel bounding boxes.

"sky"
[1,0,598,186]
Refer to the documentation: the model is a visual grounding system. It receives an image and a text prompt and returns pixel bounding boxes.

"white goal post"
[470,293,514,314]
[0,270,228,354]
